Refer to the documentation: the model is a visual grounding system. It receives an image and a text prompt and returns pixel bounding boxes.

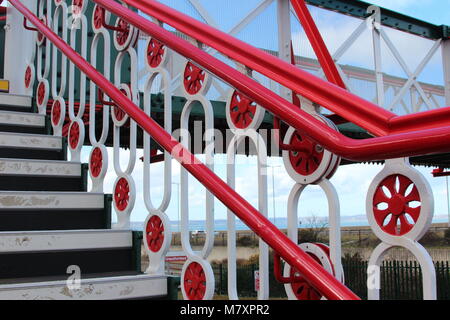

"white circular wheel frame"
[366,161,433,244]
[88,144,108,181]
[181,60,212,97]
[282,115,338,185]
[111,83,131,127]
[225,89,265,131]
[283,243,335,300]
[181,258,215,300]
[145,37,170,71]
[113,17,139,52]
[91,4,111,32]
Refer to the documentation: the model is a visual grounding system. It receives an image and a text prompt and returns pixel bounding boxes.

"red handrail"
[8,0,360,300]
[123,0,450,137]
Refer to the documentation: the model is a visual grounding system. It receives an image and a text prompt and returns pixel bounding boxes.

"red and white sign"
[254,270,260,292]
[165,255,187,262]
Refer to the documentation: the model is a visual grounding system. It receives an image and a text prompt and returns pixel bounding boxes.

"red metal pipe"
[123,0,450,137]
[0,16,6,21]
[290,0,346,89]
[8,0,360,300]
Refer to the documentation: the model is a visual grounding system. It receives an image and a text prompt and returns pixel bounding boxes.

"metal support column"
[277,0,293,102]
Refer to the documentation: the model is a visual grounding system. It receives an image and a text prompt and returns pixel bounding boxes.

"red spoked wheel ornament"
[146,38,166,69]
[183,262,207,300]
[114,89,127,121]
[24,65,33,89]
[36,81,48,108]
[282,117,339,185]
[92,4,109,31]
[113,18,138,51]
[69,121,80,150]
[111,85,131,126]
[284,243,335,300]
[36,16,47,46]
[89,147,103,178]
[72,0,85,15]
[373,174,421,236]
[114,177,130,212]
[183,62,210,96]
[145,215,165,253]
[288,131,325,176]
[226,90,264,130]
[51,100,62,126]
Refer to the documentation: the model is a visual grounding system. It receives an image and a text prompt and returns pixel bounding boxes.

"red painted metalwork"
[90,147,103,178]
[183,62,206,95]
[36,81,46,105]
[9,0,371,300]
[0,16,6,21]
[432,168,450,177]
[123,0,450,137]
[373,174,421,236]
[228,90,258,129]
[183,262,207,300]
[51,100,61,126]
[146,38,166,68]
[114,18,131,45]
[69,121,80,149]
[72,0,84,15]
[114,177,130,211]
[145,215,165,253]
[24,66,32,88]
[290,0,346,89]
[288,130,325,176]
[93,4,106,30]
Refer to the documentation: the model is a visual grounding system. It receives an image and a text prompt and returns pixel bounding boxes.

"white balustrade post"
[276,0,292,102]
[4,0,37,95]
[442,39,450,107]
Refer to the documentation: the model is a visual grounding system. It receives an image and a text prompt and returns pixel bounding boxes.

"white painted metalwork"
[366,158,436,300]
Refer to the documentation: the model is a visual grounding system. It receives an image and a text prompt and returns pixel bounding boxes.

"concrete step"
[0,273,167,300]
[0,158,86,191]
[0,110,47,134]
[0,192,111,231]
[0,93,32,113]
[0,132,65,160]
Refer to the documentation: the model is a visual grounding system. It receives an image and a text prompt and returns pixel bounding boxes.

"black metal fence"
[212,260,450,300]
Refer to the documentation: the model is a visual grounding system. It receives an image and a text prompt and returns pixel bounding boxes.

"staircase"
[0,92,169,300]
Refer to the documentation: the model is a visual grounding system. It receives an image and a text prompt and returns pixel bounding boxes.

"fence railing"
[210,260,450,300]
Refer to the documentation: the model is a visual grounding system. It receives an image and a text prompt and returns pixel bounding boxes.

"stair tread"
[0,131,61,150]
[0,110,45,126]
[0,158,82,177]
[0,271,143,286]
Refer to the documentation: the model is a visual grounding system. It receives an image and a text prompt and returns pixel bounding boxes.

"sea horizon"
[130,215,449,232]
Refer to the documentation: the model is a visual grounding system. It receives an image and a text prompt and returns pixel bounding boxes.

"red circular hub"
[90,147,103,178]
[69,121,80,149]
[145,215,165,253]
[147,38,166,68]
[52,100,61,125]
[114,178,130,211]
[37,82,46,105]
[373,174,421,236]
[183,62,206,95]
[93,5,105,30]
[72,0,84,15]
[229,91,257,129]
[290,253,323,300]
[184,262,207,300]
[114,88,128,121]
[115,19,130,46]
[24,66,32,88]
[289,131,324,176]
